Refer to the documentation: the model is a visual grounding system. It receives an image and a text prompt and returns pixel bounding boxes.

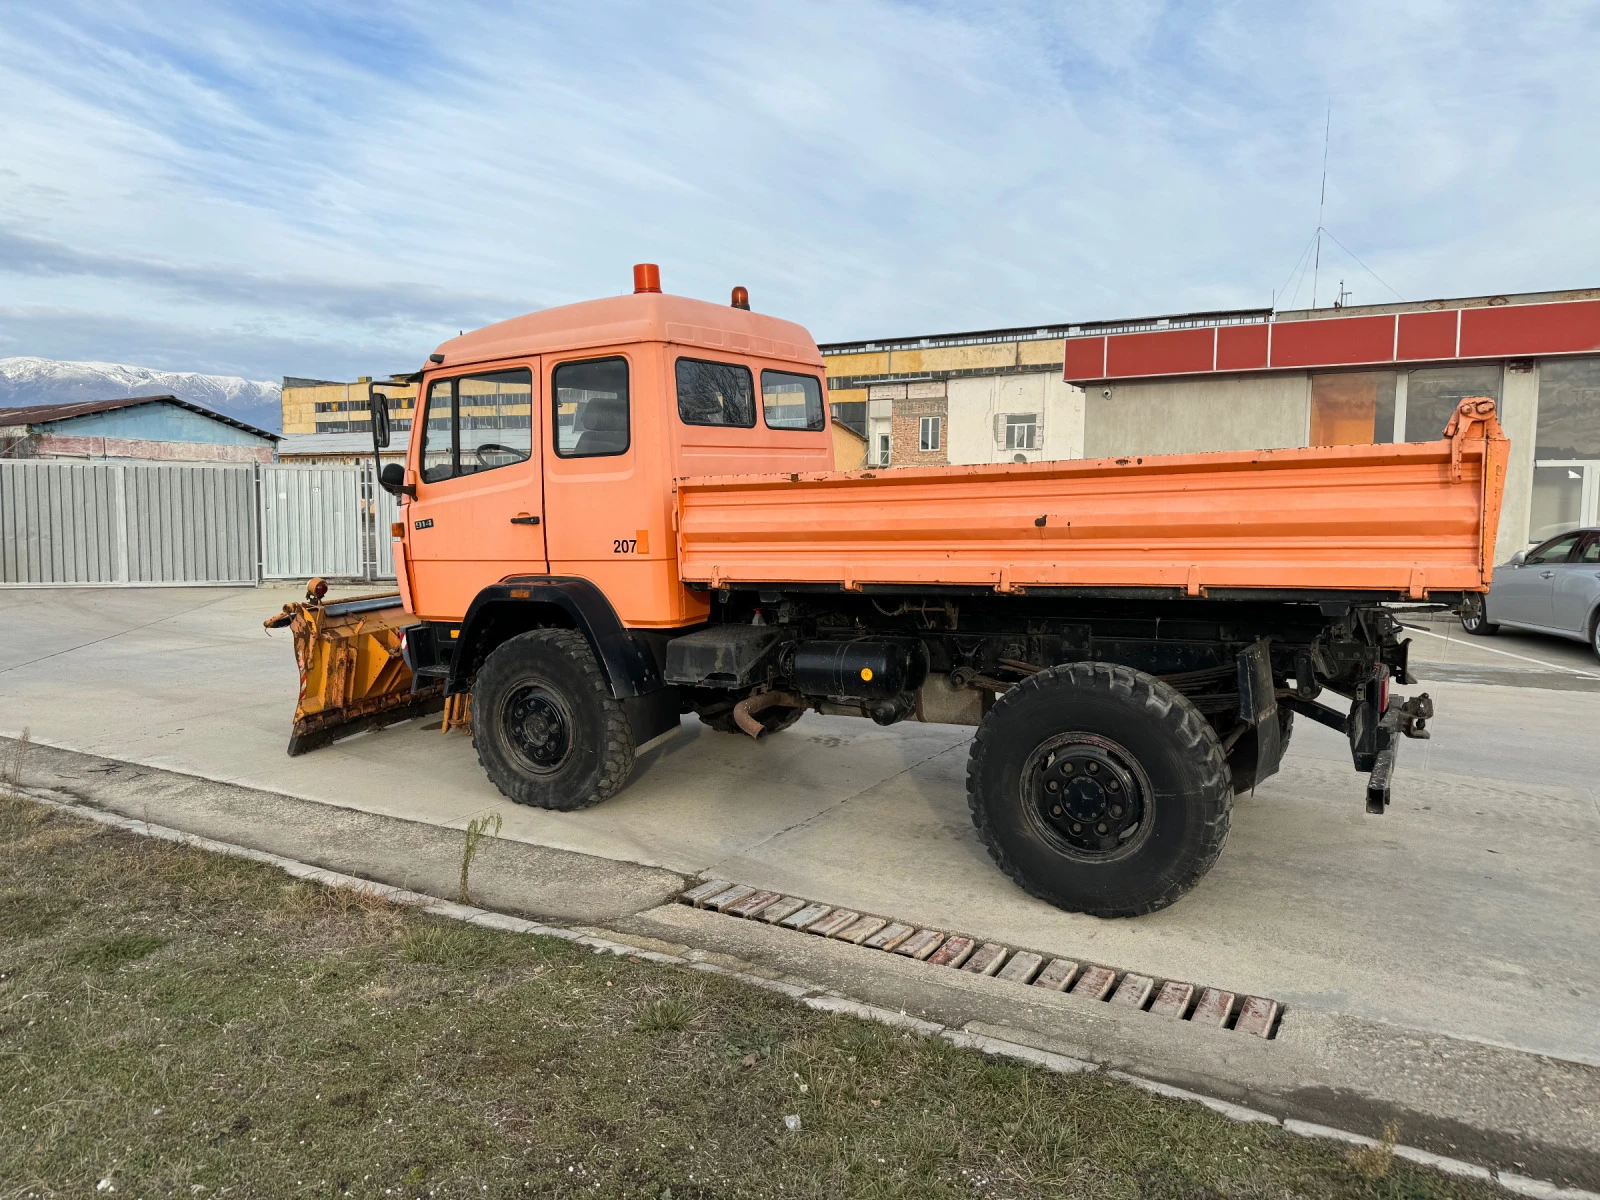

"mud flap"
[1235,638,1283,786]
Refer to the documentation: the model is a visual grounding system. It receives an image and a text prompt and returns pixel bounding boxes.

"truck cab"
[390,267,832,630]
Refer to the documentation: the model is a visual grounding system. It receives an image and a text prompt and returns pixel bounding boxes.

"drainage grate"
[678,879,1282,1039]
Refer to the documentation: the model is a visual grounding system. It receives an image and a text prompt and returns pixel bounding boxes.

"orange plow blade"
[264,587,444,756]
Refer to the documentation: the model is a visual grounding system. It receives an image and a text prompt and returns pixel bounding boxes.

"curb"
[14,786,1598,1200]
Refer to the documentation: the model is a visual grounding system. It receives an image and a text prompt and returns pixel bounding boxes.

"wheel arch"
[448,577,665,700]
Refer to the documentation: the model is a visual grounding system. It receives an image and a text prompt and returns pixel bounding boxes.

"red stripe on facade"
[1105,326,1214,377]
[1460,299,1600,357]
[1396,310,1457,361]
[1268,314,1395,368]
[1215,323,1270,371]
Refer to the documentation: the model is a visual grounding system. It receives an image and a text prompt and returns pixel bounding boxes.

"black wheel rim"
[1022,733,1151,860]
[502,684,573,775]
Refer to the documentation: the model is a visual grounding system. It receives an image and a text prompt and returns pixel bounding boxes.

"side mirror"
[379,462,407,494]
[368,390,392,449]
[1508,551,1526,567]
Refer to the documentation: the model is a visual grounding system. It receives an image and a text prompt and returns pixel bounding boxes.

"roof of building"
[277,431,410,457]
[0,394,279,441]
[1064,288,1600,384]
[818,286,1600,360]
[433,291,823,372]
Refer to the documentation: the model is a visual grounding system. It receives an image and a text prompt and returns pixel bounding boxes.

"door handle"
[1539,570,1555,579]
[510,515,541,526]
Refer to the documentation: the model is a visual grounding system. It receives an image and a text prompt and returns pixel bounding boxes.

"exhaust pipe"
[732,690,804,738]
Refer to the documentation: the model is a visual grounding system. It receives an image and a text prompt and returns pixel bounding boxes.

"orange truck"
[270,264,1509,918]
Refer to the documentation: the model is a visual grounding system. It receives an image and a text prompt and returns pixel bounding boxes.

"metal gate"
[259,463,364,580]
[1,459,257,586]
[2,458,400,587]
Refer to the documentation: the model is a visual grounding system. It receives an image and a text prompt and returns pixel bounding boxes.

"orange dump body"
[676,401,1508,602]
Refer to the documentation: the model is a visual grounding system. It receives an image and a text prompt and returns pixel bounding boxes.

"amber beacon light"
[632,263,661,293]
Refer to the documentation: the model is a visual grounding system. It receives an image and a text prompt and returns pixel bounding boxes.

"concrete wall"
[947,372,1084,465]
[1084,372,1310,459]
[1495,360,1540,561]
[50,401,272,448]
[830,420,867,471]
[12,433,274,463]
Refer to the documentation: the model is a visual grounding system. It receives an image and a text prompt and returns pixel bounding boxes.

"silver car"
[1460,527,1600,659]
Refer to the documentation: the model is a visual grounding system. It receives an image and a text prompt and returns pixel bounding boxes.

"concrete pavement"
[1,585,1596,1076]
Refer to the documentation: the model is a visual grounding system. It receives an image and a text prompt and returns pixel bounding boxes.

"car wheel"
[1461,593,1500,636]
[1592,613,1600,663]
[471,628,635,810]
[966,661,1231,918]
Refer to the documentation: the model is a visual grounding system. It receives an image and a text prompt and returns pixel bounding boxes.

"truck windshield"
[761,371,825,430]
[420,368,532,482]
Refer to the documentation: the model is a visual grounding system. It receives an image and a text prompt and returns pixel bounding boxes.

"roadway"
[1,584,1597,1074]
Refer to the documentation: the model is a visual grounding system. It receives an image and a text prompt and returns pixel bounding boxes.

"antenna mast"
[1313,102,1330,308]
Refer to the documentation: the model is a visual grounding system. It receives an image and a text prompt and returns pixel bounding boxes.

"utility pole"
[1313,102,1330,308]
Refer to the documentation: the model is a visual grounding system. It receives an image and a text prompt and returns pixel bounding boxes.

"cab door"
[406,363,546,620]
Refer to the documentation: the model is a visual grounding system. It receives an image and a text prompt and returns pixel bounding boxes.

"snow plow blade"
[264,583,444,756]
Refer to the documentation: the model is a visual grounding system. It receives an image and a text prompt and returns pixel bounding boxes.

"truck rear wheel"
[966,662,1231,918]
[471,628,635,810]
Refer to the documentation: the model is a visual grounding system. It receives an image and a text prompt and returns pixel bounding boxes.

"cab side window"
[761,370,825,430]
[419,368,532,483]
[1525,533,1580,564]
[677,357,754,427]
[554,357,630,457]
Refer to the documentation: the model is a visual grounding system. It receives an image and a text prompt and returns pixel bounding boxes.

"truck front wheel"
[471,628,635,810]
[966,662,1231,918]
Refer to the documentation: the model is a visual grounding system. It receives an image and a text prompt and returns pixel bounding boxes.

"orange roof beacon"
[267,266,1509,918]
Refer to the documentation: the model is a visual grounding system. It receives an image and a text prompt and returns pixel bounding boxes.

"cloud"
[1,0,1598,380]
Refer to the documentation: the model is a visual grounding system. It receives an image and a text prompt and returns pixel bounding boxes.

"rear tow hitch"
[1365,692,1433,814]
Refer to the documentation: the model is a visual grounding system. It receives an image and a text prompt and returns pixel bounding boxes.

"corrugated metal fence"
[0,459,396,587]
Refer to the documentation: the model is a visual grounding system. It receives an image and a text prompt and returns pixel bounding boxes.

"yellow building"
[820,326,1069,467]
[281,376,418,436]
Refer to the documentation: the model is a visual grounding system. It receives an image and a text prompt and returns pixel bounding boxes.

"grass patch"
[0,791,1510,1199]
[72,932,166,968]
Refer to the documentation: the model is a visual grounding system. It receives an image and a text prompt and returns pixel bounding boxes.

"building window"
[554,356,630,457]
[877,433,891,465]
[419,368,533,483]
[761,370,825,430]
[919,415,941,452]
[1004,414,1038,450]
[1310,371,1396,446]
[676,357,755,427]
[830,400,867,436]
[1529,356,1600,543]
[1404,364,1501,442]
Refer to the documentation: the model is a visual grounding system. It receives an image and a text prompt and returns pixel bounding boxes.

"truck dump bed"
[676,403,1508,600]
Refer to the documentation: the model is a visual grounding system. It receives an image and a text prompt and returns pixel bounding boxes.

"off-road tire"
[1227,708,1294,795]
[1461,593,1500,636]
[471,628,634,810]
[697,705,805,736]
[966,661,1231,918]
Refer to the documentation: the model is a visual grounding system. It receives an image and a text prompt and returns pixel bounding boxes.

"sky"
[2,0,1598,383]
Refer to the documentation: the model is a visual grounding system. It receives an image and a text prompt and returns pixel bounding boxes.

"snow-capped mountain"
[0,357,282,432]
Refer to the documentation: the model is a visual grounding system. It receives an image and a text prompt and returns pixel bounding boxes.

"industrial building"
[0,395,278,463]
[822,287,1600,562]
